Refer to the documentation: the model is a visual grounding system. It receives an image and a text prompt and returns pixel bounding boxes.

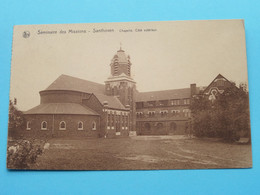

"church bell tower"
[105,46,136,131]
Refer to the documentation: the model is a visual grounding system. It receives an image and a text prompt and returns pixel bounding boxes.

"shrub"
[7,139,45,169]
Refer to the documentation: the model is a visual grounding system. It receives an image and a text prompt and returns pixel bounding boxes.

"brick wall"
[23,114,100,138]
[82,95,106,137]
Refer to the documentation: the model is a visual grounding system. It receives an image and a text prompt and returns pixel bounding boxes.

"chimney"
[190,83,197,97]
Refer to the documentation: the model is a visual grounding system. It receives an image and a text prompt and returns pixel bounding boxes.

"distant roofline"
[39,89,103,94]
[44,74,105,94]
[55,74,104,85]
[137,87,191,94]
[137,86,207,94]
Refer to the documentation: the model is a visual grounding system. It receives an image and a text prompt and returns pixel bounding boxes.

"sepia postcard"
[7,20,252,170]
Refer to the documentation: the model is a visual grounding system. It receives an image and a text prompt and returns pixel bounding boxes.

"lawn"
[31,135,252,170]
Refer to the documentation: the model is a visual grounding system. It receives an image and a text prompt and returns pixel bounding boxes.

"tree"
[8,100,26,138]
[190,83,250,142]
[7,100,46,169]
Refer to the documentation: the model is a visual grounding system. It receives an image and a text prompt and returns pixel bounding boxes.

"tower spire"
[110,46,131,76]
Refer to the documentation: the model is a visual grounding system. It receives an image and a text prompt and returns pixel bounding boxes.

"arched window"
[157,123,163,129]
[26,121,31,130]
[111,87,115,95]
[78,121,83,130]
[92,121,96,130]
[41,121,47,130]
[170,122,177,131]
[59,121,66,130]
[144,123,151,131]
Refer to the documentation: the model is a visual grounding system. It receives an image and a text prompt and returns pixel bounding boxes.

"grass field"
[31,135,252,170]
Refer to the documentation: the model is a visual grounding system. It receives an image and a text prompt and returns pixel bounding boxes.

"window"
[170,122,177,131]
[107,114,110,126]
[26,121,31,130]
[172,110,180,116]
[156,123,163,129]
[92,121,96,130]
[160,110,168,117]
[148,111,155,117]
[136,112,144,118]
[144,123,151,131]
[183,99,190,105]
[159,100,168,106]
[136,113,140,118]
[59,121,66,130]
[136,102,143,109]
[112,88,115,95]
[217,79,225,86]
[123,116,126,128]
[78,121,83,130]
[41,121,47,130]
[171,100,180,105]
[111,114,114,129]
[147,101,156,107]
[183,109,191,117]
[125,116,128,129]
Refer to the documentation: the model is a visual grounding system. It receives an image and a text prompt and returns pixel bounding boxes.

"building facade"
[22,48,234,138]
[135,86,196,135]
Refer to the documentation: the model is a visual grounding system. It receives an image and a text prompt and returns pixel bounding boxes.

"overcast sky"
[10,20,248,111]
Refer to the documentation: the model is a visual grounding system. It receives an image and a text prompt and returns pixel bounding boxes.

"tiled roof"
[24,103,99,115]
[94,94,127,110]
[136,88,191,102]
[45,74,105,94]
[42,74,127,110]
